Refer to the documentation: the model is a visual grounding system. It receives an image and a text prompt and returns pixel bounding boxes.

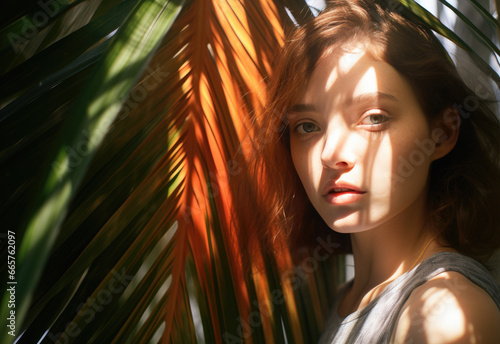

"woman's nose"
[320,135,356,172]
[332,160,354,170]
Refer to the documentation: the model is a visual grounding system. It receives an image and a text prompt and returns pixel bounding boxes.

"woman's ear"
[431,106,460,161]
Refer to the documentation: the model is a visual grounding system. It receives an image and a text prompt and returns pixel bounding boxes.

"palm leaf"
[1,0,498,343]
[0,0,138,102]
[467,0,500,30]
[0,0,184,342]
[398,0,500,83]
[437,0,499,59]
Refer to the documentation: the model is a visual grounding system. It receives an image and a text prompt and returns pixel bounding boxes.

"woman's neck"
[350,221,432,292]
[341,193,443,314]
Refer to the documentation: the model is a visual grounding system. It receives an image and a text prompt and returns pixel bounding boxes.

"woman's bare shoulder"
[392,271,500,343]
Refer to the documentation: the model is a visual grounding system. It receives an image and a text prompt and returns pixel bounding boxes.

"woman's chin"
[327,213,385,234]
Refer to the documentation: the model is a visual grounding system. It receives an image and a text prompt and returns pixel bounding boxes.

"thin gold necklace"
[347,234,438,309]
[409,234,437,270]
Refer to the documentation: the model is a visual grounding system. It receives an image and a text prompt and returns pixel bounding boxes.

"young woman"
[237,0,500,342]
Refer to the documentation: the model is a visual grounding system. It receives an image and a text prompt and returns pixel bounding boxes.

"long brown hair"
[232,0,500,266]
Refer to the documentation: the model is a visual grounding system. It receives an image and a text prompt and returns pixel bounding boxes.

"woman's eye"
[360,114,390,126]
[295,122,320,134]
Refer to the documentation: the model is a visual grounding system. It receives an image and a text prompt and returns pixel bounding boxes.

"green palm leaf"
[398,0,500,83]
[0,0,184,342]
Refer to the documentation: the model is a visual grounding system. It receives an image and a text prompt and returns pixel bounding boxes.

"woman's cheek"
[292,138,320,178]
[365,144,395,216]
[291,142,314,192]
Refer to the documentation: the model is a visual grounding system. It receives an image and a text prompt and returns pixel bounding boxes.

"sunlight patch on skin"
[367,136,392,223]
[352,66,378,99]
[356,65,389,226]
[325,51,365,91]
[332,208,361,228]
[420,287,467,342]
[325,65,339,92]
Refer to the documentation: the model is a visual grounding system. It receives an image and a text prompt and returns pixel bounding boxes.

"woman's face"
[287,49,438,233]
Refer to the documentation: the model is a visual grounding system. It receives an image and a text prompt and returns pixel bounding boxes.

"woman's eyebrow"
[287,104,317,116]
[286,92,396,117]
[348,92,397,105]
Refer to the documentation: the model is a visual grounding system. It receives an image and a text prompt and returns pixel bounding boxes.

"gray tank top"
[318,252,500,343]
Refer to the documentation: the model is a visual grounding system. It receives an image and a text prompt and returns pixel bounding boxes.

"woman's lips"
[323,187,367,205]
